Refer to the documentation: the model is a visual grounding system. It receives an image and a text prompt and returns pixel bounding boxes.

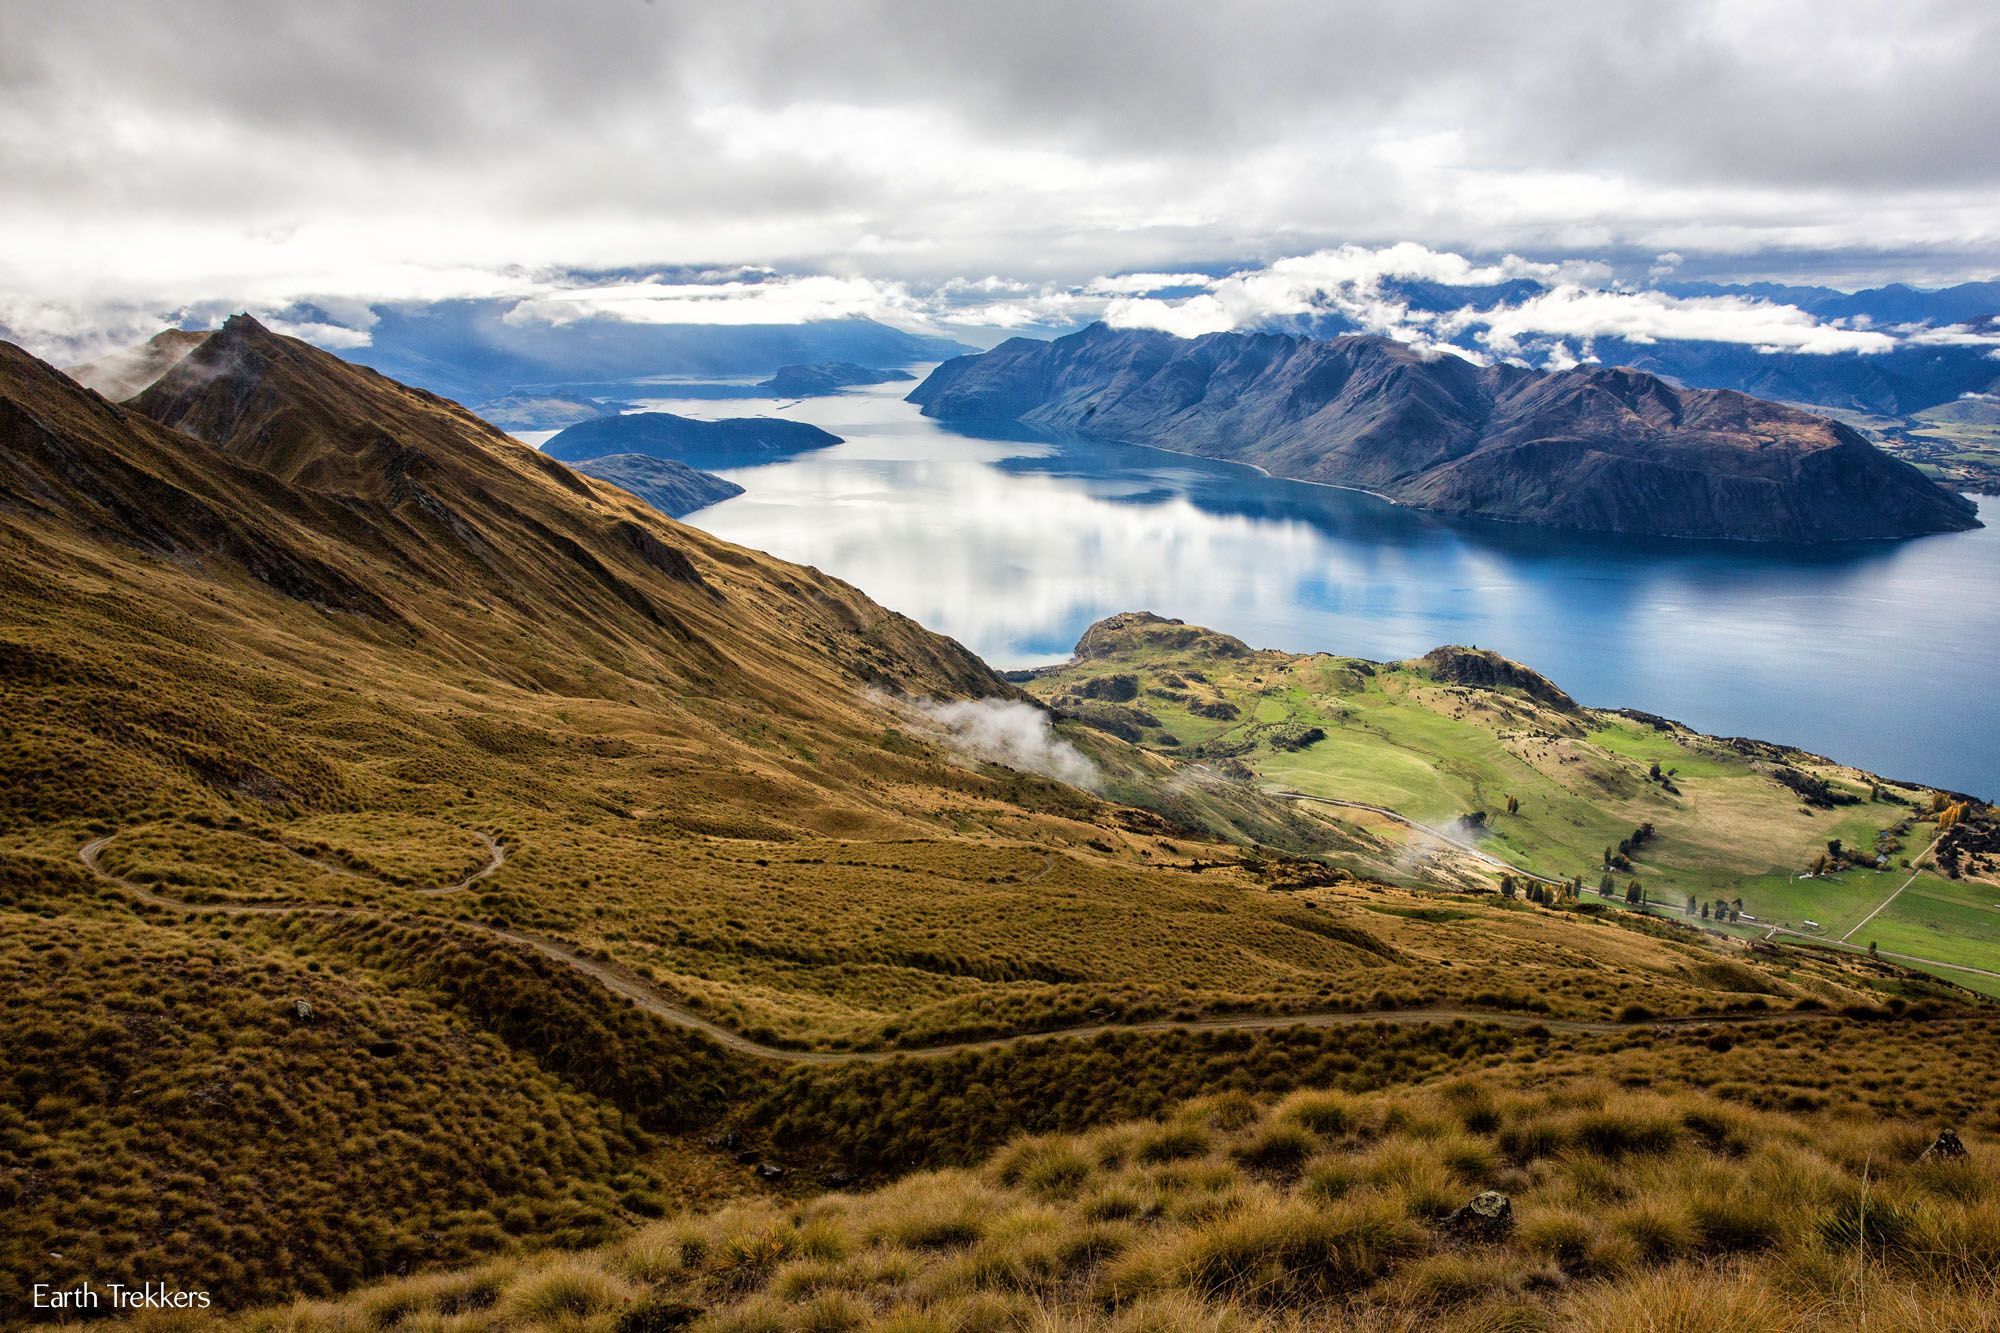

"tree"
[1701,902,1712,919]
[1506,794,1520,815]
[1499,874,1517,899]
[1650,761,1663,780]
[1685,894,1697,916]
[1599,873,1615,895]
[1827,838,1843,859]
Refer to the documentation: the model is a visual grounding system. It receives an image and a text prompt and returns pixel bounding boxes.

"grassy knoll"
[1025,613,1986,986]
[190,1015,2000,1331]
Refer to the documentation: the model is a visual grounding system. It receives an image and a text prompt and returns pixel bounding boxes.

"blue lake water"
[552,373,2000,798]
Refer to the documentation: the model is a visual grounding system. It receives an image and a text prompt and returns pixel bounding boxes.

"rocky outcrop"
[1074,612,1253,661]
[1446,1190,1515,1241]
[910,324,1981,542]
[1418,646,1580,713]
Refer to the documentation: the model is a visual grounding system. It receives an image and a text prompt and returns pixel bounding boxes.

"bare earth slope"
[910,323,1980,541]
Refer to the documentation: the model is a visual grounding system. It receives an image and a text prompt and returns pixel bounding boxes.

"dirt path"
[1838,834,1943,943]
[81,830,1842,1066]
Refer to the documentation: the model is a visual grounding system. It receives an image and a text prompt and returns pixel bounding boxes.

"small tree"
[1506,794,1520,815]
[1499,874,1517,899]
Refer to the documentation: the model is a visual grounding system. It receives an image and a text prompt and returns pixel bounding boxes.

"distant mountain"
[1242,276,2000,416]
[758,361,916,395]
[1583,335,2000,417]
[541,411,842,470]
[910,323,1980,542]
[562,452,743,517]
[1661,277,2000,327]
[333,299,972,404]
[63,328,206,400]
[468,390,636,431]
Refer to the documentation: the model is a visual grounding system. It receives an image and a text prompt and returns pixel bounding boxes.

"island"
[757,361,917,396]
[541,410,842,471]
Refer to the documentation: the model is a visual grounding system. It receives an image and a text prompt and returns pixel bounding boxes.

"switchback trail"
[83,829,1842,1066]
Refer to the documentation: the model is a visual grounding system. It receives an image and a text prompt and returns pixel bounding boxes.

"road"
[80,828,1854,1066]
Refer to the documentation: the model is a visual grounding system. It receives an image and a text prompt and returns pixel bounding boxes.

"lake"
[537,373,2000,798]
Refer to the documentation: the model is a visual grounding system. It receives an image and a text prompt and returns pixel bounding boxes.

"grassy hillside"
[1023,613,1997,994]
[2,326,1993,1322]
[192,1016,2000,1330]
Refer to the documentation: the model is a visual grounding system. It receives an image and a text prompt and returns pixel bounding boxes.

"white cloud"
[502,273,921,328]
[1447,286,1896,356]
[901,696,1101,791]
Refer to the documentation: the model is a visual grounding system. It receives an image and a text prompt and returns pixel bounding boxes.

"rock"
[1920,1128,1969,1163]
[1447,1190,1515,1240]
[754,1161,787,1180]
[289,998,315,1023]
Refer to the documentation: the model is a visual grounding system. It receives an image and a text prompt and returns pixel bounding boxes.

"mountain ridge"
[909,323,1981,542]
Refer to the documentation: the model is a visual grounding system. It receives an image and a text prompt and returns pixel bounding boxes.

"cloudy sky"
[3,0,1997,357]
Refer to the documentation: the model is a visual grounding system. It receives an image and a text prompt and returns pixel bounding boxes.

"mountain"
[910,323,1980,542]
[758,361,917,395]
[562,452,744,517]
[1578,335,2000,417]
[333,298,972,404]
[541,410,842,469]
[4,315,1990,1318]
[62,327,206,400]
[1662,276,2000,327]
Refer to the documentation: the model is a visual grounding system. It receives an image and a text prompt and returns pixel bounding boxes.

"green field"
[1030,613,1991,992]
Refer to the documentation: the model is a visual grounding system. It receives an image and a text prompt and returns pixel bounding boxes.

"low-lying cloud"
[903,696,1101,792]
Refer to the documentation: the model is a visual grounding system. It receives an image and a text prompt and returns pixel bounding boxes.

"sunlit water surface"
[542,373,2000,797]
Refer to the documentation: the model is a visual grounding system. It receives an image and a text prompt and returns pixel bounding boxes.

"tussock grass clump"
[213,1062,2000,1330]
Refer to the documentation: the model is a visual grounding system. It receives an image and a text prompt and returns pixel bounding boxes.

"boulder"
[1446,1190,1515,1240]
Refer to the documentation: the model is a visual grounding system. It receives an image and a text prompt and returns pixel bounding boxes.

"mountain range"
[910,323,1981,542]
[1254,276,2000,417]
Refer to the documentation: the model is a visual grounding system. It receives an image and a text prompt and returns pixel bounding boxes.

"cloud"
[902,696,1101,791]
[1091,244,1892,359]
[1447,287,1897,356]
[502,273,921,328]
[1,0,1995,343]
